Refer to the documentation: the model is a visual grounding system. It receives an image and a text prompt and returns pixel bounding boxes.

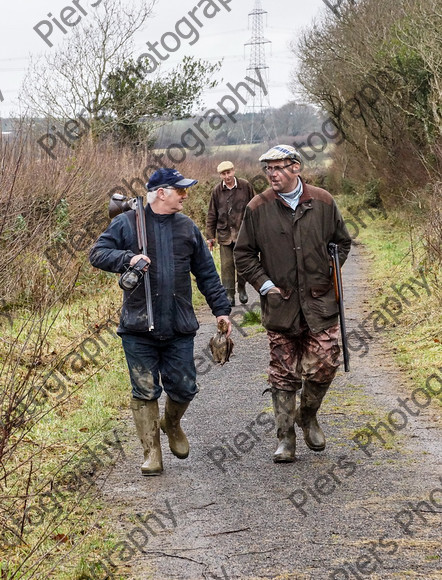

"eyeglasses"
[165,186,188,196]
[263,162,297,175]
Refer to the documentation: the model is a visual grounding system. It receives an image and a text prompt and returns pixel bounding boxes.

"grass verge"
[339,197,442,410]
[0,277,137,579]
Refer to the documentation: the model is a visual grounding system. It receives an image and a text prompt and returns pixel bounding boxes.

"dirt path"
[99,243,442,580]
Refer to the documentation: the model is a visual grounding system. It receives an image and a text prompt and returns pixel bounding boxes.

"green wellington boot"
[130,398,163,475]
[272,389,297,463]
[295,380,330,451]
[160,396,190,459]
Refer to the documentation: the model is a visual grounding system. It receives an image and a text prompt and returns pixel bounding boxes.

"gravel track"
[99,243,442,580]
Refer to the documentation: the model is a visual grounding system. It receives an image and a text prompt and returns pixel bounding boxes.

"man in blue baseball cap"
[146,167,199,190]
[90,168,232,476]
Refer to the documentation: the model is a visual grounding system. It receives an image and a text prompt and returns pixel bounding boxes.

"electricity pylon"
[244,0,276,144]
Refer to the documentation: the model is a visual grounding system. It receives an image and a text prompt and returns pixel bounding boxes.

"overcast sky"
[0,0,329,117]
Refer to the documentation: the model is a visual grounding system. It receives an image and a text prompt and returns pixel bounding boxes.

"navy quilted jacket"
[90,204,230,339]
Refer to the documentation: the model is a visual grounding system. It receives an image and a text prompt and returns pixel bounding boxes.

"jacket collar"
[298,177,313,204]
[270,177,312,208]
[222,177,238,190]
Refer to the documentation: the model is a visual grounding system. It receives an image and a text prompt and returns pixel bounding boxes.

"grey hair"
[146,187,173,204]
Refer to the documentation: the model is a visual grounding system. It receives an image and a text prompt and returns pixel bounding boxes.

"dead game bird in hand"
[209,319,234,365]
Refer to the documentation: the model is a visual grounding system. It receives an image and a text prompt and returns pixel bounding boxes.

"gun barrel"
[328,243,350,372]
[136,196,154,331]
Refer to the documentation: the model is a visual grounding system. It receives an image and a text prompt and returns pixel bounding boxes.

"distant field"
[209,143,264,154]
[152,143,263,156]
[153,142,334,169]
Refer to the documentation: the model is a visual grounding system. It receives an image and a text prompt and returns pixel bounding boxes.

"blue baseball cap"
[147,168,198,191]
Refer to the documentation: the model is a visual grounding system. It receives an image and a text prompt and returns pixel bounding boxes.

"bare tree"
[398,0,442,140]
[291,0,442,186]
[21,0,156,122]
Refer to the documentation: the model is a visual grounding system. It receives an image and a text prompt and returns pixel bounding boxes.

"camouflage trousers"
[268,323,340,391]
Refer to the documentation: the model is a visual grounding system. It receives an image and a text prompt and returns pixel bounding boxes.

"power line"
[0,57,29,62]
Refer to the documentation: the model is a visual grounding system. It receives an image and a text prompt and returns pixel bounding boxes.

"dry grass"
[1,120,441,577]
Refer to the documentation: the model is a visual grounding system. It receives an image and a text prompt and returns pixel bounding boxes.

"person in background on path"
[206,161,255,307]
[90,168,232,476]
[234,145,351,463]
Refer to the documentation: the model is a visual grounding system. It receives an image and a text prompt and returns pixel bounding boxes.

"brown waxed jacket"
[206,177,255,245]
[234,179,351,334]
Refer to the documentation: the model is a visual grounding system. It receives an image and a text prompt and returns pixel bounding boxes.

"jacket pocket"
[309,283,339,318]
[173,294,199,334]
[120,292,151,332]
[216,227,230,243]
[311,283,333,298]
[261,291,299,333]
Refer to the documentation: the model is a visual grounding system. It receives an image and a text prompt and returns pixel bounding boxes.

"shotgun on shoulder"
[328,242,350,372]
[108,193,154,331]
[136,196,154,331]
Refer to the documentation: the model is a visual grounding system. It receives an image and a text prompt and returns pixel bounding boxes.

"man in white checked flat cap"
[234,145,351,464]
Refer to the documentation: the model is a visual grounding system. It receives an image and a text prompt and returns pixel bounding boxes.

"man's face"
[220,168,235,187]
[264,161,300,193]
[161,186,188,214]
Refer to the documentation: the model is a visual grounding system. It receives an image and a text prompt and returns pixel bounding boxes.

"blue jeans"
[121,333,198,403]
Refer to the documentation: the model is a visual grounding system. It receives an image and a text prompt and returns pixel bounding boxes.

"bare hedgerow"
[0,120,130,578]
[422,181,442,299]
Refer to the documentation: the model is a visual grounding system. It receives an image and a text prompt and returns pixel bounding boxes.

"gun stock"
[328,242,350,372]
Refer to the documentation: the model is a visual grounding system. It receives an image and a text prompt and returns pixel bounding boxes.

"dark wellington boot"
[238,285,248,304]
[295,380,330,451]
[272,389,297,463]
[130,398,163,476]
[160,396,190,459]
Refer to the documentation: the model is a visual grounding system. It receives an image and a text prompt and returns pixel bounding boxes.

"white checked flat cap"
[258,144,302,164]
